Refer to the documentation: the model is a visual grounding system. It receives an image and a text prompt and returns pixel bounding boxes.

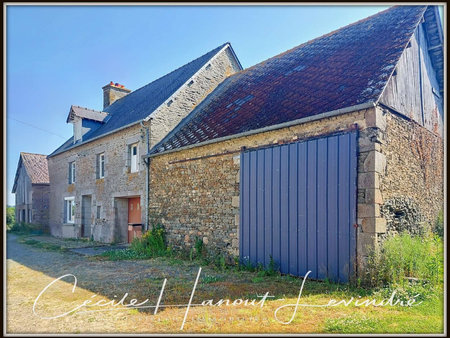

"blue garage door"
[240,131,357,283]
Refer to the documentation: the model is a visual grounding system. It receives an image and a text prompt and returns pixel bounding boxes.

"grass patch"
[99,249,147,261]
[19,237,67,252]
[363,232,443,288]
[202,275,225,284]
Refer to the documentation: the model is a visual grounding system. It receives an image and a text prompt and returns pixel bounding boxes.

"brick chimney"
[102,81,131,109]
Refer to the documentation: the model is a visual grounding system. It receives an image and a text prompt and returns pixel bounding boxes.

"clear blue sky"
[8,4,423,205]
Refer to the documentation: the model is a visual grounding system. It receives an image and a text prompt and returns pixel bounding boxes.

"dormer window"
[66,105,109,144]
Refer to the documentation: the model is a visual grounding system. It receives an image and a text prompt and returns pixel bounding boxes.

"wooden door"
[128,197,141,224]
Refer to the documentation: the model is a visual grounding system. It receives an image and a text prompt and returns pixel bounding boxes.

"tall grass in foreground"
[364,232,443,287]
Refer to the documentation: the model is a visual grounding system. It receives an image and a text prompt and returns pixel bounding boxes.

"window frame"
[64,196,75,224]
[96,153,105,179]
[69,161,76,184]
[130,144,139,173]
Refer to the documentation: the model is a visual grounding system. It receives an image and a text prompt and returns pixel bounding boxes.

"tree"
[6,206,15,230]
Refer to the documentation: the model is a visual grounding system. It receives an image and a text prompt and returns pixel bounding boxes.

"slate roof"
[152,5,436,154]
[49,42,234,157]
[12,153,49,193]
[66,105,108,123]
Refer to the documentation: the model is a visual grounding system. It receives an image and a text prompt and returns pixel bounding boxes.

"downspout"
[140,118,152,232]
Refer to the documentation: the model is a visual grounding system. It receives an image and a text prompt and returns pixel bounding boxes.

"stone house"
[12,152,50,228]
[47,43,242,242]
[147,6,444,282]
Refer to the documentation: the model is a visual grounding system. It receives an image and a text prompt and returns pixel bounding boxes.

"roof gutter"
[146,101,376,158]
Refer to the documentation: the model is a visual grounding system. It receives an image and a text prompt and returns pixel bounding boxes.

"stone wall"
[150,106,443,268]
[149,46,242,147]
[48,46,240,242]
[379,110,444,234]
[149,108,372,259]
[48,123,147,242]
[31,184,50,230]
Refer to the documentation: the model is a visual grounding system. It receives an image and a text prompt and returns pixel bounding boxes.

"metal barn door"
[240,131,357,282]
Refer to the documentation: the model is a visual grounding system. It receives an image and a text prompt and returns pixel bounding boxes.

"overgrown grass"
[19,238,66,252]
[361,231,443,305]
[100,224,169,261]
[363,232,443,287]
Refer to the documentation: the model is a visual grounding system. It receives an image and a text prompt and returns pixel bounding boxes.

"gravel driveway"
[7,233,204,302]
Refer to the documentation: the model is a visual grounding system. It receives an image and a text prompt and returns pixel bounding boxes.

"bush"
[363,232,443,288]
[7,222,42,234]
[6,207,15,230]
[130,223,167,258]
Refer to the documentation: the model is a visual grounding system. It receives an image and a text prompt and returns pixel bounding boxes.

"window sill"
[63,223,75,226]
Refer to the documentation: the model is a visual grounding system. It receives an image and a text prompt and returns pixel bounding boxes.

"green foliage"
[19,238,66,252]
[100,248,147,261]
[7,222,42,234]
[213,254,226,271]
[363,232,443,288]
[201,275,225,284]
[100,224,167,261]
[6,207,15,230]
[433,209,444,238]
[194,237,205,257]
[131,223,167,258]
[236,255,280,276]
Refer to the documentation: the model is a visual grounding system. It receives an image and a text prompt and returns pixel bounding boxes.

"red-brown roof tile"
[20,152,49,184]
[153,5,430,154]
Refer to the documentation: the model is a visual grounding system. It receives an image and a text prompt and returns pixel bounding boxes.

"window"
[96,205,101,219]
[130,144,139,173]
[69,161,76,184]
[96,153,105,179]
[28,209,32,223]
[64,197,75,223]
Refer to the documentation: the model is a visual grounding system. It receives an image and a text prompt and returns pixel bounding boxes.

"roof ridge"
[20,152,47,156]
[233,5,426,77]
[106,42,229,109]
[150,5,433,154]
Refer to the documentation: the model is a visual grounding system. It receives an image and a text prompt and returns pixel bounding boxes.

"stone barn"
[147,5,444,282]
[47,43,242,242]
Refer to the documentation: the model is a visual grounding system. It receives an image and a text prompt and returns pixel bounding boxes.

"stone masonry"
[48,46,241,242]
[149,105,444,271]
[149,108,371,259]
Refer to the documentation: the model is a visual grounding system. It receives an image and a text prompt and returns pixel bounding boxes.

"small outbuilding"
[12,152,50,229]
[147,5,444,282]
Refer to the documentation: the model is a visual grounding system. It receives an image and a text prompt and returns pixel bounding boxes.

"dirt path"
[6,234,443,334]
